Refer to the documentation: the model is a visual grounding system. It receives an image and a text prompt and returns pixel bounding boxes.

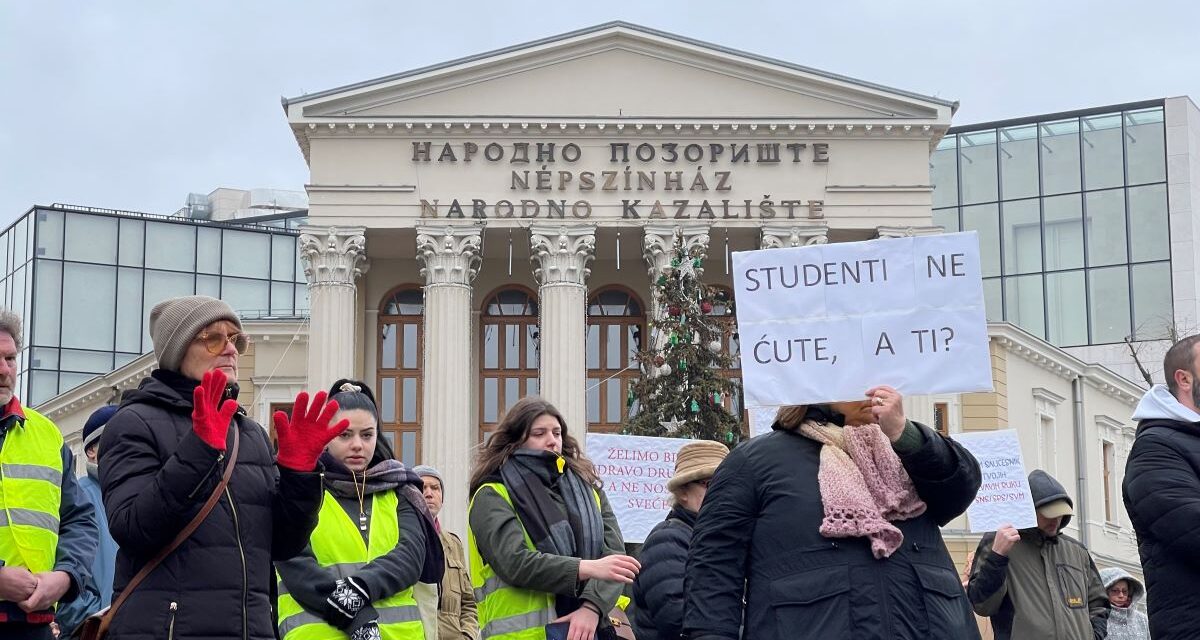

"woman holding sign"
[683,386,982,640]
[467,397,638,640]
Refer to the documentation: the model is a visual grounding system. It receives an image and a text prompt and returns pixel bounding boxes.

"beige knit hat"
[667,440,729,492]
[149,295,242,372]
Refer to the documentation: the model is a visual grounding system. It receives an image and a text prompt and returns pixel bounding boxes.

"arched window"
[480,287,540,439]
[377,286,423,466]
[586,287,646,433]
[705,285,745,427]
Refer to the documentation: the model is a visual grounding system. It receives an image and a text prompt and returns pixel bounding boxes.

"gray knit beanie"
[149,295,242,372]
[413,465,444,487]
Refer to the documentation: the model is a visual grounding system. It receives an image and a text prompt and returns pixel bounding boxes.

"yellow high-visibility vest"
[467,482,601,640]
[277,489,423,640]
[0,407,63,574]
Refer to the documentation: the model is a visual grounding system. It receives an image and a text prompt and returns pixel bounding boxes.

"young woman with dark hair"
[468,396,639,640]
[275,379,444,640]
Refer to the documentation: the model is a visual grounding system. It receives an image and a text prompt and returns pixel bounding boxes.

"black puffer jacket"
[99,370,323,640]
[632,505,696,640]
[1123,400,1200,640]
[683,421,982,640]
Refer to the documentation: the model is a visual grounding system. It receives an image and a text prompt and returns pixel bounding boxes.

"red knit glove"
[191,369,238,451]
[273,391,349,472]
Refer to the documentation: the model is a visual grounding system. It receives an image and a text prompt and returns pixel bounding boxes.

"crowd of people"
[0,294,1196,639]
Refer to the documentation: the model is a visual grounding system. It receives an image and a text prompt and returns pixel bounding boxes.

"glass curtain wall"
[10,206,308,405]
[931,104,1170,347]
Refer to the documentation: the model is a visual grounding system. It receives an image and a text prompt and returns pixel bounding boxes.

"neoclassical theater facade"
[283,22,954,535]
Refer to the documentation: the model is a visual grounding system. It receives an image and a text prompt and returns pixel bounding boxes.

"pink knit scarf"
[798,420,927,558]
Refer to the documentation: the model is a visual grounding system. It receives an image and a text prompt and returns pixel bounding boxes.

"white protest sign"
[950,429,1037,532]
[585,433,694,543]
[732,231,993,406]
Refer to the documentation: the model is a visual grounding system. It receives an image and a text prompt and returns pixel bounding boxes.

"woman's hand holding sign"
[866,385,906,442]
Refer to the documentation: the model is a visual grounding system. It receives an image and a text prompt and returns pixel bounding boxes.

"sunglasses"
[194,330,250,356]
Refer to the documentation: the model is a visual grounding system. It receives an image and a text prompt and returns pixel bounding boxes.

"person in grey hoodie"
[968,469,1109,640]
[1123,334,1200,640]
[1099,567,1150,640]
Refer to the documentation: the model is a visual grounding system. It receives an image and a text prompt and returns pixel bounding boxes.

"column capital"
[876,225,945,239]
[529,224,595,286]
[642,223,710,277]
[299,225,368,287]
[415,224,483,286]
[760,222,830,249]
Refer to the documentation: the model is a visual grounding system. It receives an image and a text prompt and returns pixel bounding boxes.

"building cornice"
[36,354,156,421]
[988,323,1145,403]
[290,120,945,161]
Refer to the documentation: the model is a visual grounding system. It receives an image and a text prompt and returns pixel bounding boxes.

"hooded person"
[683,386,983,640]
[54,406,121,637]
[968,469,1109,640]
[1099,568,1150,640]
[99,295,347,640]
[1123,334,1200,640]
[632,440,727,640]
[275,379,444,640]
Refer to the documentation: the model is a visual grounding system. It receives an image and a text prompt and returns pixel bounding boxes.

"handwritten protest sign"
[732,232,993,406]
[951,429,1037,532]
[585,433,694,543]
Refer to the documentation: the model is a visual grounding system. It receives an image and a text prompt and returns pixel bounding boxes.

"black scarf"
[499,450,605,617]
[499,449,604,560]
[319,451,445,584]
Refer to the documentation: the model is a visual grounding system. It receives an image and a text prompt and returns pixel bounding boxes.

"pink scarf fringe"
[799,421,927,558]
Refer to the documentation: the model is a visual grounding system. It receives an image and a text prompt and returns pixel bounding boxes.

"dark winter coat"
[631,505,696,640]
[98,370,322,640]
[968,470,1109,640]
[1123,384,1200,640]
[683,421,982,640]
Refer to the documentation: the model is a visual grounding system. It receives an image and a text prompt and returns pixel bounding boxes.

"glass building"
[1,203,308,405]
[930,100,1170,348]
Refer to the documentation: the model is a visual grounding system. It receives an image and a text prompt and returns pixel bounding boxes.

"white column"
[876,225,945,239]
[300,226,368,391]
[416,225,482,539]
[530,225,595,437]
[760,222,830,248]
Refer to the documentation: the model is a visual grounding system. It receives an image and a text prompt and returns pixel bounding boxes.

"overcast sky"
[2,1,1195,226]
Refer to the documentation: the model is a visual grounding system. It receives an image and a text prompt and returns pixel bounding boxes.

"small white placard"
[951,429,1038,532]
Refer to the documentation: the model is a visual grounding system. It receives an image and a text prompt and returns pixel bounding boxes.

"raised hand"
[274,390,349,472]
[992,524,1021,557]
[865,385,907,442]
[192,369,238,451]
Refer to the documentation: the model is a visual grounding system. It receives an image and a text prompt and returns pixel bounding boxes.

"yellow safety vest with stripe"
[277,489,423,640]
[0,407,63,574]
[467,482,602,640]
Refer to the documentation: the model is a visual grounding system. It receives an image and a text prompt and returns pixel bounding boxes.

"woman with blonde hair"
[468,397,639,640]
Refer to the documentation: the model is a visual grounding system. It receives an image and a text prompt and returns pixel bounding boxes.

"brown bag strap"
[102,427,240,624]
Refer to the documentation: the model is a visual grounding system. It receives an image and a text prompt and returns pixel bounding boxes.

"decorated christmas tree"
[623,236,742,444]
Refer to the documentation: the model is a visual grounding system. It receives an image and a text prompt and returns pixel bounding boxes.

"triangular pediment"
[285,22,954,123]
